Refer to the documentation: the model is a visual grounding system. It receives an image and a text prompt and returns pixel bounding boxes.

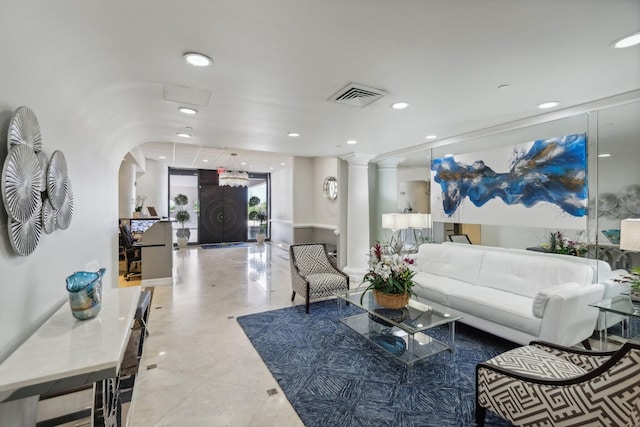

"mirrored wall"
[426,99,640,271]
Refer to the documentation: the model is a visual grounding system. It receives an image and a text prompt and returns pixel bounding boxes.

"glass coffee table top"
[590,294,640,318]
[335,288,461,334]
[334,289,461,368]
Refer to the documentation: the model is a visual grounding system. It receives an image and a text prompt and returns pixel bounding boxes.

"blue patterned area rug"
[237,300,518,426]
[201,242,249,249]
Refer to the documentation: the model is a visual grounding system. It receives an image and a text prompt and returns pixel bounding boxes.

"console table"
[0,287,140,425]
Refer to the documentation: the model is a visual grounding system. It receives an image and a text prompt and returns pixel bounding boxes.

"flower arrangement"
[360,243,416,305]
[134,195,147,212]
[614,267,640,293]
[540,230,588,257]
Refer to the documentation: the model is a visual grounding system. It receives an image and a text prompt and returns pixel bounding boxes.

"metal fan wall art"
[1,106,74,256]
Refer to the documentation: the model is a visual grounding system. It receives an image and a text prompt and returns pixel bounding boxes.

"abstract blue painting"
[431,133,587,228]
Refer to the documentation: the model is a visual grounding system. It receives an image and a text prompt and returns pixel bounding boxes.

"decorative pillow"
[531,282,581,318]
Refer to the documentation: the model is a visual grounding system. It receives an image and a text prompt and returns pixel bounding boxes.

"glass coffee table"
[589,294,640,349]
[334,289,461,382]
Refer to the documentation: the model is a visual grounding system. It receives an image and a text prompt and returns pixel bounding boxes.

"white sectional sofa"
[411,243,605,346]
[442,242,628,331]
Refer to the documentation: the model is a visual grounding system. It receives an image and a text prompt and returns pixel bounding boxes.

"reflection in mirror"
[597,100,640,270]
[430,113,590,250]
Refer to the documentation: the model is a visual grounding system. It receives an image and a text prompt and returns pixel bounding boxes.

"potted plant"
[540,230,587,257]
[133,195,147,218]
[615,268,640,298]
[174,194,190,247]
[360,242,416,308]
[249,196,267,243]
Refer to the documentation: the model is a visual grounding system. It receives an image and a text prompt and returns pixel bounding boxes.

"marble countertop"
[0,286,140,403]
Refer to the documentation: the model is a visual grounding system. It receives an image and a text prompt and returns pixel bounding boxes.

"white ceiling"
[2,1,639,172]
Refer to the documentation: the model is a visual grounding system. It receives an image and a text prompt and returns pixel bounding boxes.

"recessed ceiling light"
[159,155,166,159]
[598,153,612,158]
[425,135,437,140]
[538,101,559,109]
[241,162,247,165]
[178,107,198,115]
[176,132,192,138]
[183,52,213,67]
[612,32,640,49]
[346,140,358,145]
[270,167,274,170]
[287,132,300,137]
[444,153,454,157]
[280,162,285,166]
[391,102,409,110]
[202,159,209,162]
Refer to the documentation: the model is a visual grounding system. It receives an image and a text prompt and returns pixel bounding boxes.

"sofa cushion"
[448,286,541,335]
[476,251,593,298]
[412,272,475,305]
[417,244,484,285]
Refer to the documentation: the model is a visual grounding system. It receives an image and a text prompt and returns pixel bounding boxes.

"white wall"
[312,157,339,228]
[136,159,169,218]
[0,104,120,365]
[278,156,340,246]
[270,161,294,245]
[118,161,136,218]
[292,157,314,225]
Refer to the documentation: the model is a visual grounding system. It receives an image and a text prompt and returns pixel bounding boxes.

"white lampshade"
[408,213,425,228]
[620,219,640,251]
[381,213,397,230]
[408,213,432,228]
[394,213,409,230]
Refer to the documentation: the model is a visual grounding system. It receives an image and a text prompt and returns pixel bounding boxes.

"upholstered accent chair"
[476,340,640,426]
[289,243,349,313]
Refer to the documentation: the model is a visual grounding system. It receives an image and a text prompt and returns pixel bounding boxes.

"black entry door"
[199,184,247,244]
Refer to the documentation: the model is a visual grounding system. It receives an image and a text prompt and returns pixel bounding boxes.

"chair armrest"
[536,282,604,346]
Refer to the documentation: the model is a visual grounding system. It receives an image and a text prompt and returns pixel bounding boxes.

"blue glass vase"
[66,268,105,320]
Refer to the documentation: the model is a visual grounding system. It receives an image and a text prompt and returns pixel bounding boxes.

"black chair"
[120,224,141,281]
[448,234,472,244]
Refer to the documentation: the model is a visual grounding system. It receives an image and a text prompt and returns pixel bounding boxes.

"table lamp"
[620,219,640,251]
[381,213,409,253]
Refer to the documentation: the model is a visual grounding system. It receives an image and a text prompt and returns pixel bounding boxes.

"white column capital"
[375,157,406,170]
[340,152,376,167]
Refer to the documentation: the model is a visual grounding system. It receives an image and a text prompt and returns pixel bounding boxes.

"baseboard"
[141,277,172,286]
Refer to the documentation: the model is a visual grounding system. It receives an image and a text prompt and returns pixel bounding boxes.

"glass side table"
[589,294,640,350]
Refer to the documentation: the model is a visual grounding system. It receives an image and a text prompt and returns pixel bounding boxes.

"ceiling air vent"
[328,83,388,108]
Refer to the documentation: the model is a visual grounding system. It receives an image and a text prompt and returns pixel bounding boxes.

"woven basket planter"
[373,290,409,309]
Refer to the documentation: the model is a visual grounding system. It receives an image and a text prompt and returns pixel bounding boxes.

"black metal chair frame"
[120,224,141,281]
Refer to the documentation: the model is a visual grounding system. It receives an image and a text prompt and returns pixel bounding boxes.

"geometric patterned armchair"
[476,340,640,426]
[289,243,349,313]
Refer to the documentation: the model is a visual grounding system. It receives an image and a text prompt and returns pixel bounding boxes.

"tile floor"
[127,243,305,426]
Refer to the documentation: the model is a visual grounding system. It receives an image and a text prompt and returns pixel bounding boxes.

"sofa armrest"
[536,282,604,346]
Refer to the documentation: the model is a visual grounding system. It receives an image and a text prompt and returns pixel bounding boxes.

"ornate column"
[375,157,405,243]
[340,153,376,278]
